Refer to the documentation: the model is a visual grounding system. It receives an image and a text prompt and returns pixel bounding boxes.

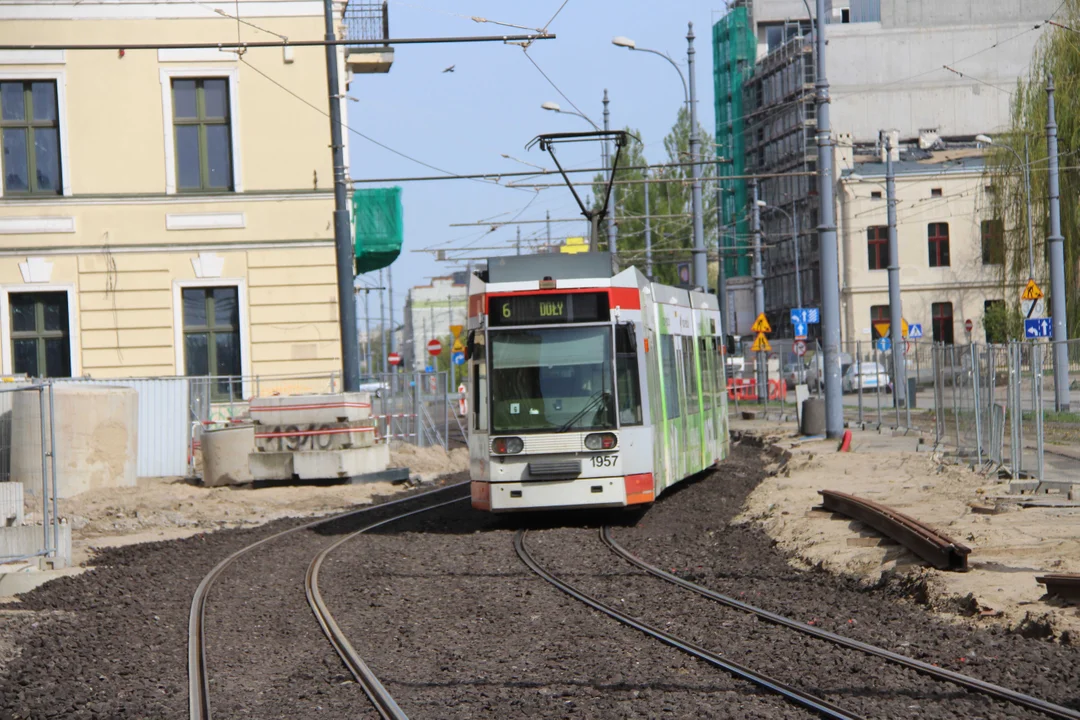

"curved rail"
[188,481,470,720]
[514,529,863,720]
[601,526,1080,720]
[306,496,470,720]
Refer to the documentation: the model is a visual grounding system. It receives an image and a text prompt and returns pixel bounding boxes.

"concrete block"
[0,521,70,569]
[0,482,23,526]
[202,425,255,487]
[11,385,137,498]
[293,444,390,480]
[253,421,377,453]
[248,393,372,426]
[248,451,294,481]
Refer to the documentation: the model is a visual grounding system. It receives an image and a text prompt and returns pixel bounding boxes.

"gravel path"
[1,441,1077,719]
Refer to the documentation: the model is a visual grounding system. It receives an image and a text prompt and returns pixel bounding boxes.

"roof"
[844,149,986,180]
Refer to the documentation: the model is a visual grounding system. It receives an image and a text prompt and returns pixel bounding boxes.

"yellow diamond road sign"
[750,313,772,334]
[452,339,465,353]
[751,332,771,352]
[1021,278,1044,301]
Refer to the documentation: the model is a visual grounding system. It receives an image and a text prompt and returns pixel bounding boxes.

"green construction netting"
[713,7,755,278]
[352,187,403,274]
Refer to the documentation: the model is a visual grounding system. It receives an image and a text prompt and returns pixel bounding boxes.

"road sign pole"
[1047,74,1070,412]
[884,132,907,413]
[752,179,766,404]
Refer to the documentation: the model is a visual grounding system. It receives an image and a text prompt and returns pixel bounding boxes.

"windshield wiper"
[556,390,610,433]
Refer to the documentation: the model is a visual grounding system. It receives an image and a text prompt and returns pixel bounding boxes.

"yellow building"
[0,1,386,398]
[838,147,1014,347]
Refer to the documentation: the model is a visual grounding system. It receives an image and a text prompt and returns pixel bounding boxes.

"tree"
[985,5,1080,337]
[589,107,717,286]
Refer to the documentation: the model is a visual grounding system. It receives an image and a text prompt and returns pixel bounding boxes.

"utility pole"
[716,184,727,332]
[603,89,617,254]
[363,288,372,373]
[752,179,765,404]
[546,210,551,248]
[885,133,907,413]
[379,268,387,374]
[643,168,654,277]
[1047,73,1070,411]
[323,0,359,392]
[814,0,843,438]
[687,22,706,290]
[516,226,522,255]
[388,265,395,360]
[792,199,801,309]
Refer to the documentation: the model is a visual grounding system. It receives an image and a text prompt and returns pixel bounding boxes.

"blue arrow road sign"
[908,323,923,339]
[1024,317,1052,338]
[789,307,820,325]
[876,337,892,352]
[793,321,808,338]
[790,308,807,325]
[425,365,435,373]
[806,308,819,323]
[451,351,466,366]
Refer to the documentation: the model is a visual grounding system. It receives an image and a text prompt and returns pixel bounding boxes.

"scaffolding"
[712,4,756,280]
[742,28,818,337]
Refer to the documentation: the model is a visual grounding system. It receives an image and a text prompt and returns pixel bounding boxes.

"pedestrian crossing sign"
[751,313,772,333]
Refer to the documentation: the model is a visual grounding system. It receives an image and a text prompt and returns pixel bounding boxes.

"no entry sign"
[427,339,442,356]
[387,352,401,366]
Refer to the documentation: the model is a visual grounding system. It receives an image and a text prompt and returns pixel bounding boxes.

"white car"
[358,376,389,398]
[842,362,892,393]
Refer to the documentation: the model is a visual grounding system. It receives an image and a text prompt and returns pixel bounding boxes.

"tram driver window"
[615,324,642,425]
[470,331,487,431]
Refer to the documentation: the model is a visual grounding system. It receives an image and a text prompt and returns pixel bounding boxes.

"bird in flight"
[443,65,455,73]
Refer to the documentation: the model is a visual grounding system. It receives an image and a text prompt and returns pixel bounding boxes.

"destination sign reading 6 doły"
[489,292,609,326]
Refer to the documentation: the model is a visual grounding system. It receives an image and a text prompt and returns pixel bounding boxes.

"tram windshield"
[489,326,615,433]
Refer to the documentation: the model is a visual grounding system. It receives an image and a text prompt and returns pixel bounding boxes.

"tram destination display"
[489,292,609,326]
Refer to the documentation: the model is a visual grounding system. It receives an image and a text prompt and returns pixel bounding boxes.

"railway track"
[514,528,863,720]
[187,481,470,720]
[599,525,1080,720]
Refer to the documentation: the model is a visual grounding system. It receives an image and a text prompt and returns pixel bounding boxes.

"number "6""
[502,303,511,318]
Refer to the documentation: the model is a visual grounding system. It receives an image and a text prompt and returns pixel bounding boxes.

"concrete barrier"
[202,425,255,487]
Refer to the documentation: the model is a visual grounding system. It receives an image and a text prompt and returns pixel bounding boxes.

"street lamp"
[613,24,705,289]
[976,133,1035,278]
[540,101,600,130]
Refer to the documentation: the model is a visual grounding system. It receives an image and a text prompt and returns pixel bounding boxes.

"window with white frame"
[1,80,62,195]
[172,78,233,192]
[182,286,242,400]
[10,291,71,377]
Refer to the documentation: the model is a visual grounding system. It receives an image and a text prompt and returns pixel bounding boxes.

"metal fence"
[0,383,62,567]
[368,371,467,451]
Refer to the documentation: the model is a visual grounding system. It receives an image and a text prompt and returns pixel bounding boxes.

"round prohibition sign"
[792,340,807,356]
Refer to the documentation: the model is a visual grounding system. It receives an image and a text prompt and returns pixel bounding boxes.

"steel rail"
[1036,573,1080,602]
[514,529,863,720]
[306,495,470,720]
[187,481,470,720]
[601,527,1080,720]
[818,490,971,570]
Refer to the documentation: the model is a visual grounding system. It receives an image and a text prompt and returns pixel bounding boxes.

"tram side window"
[661,335,680,419]
[615,324,642,426]
[682,336,699,414]
[471,332,487,431]
[698,338,712,411]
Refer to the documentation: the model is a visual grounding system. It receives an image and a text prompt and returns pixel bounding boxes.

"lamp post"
[613,26,706,289]
[976,133,1035,280]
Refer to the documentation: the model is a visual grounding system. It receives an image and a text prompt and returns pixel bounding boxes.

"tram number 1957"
[591,455,617,468]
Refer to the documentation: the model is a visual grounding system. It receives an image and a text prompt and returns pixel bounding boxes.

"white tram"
[465,253,730,512]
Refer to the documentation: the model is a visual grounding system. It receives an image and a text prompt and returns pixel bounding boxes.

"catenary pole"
[603,89,617,254]
[752,179,766,404]
[388,265,395,358]
[324,0,359,391]
[1047,73,1070,411]
[814,0,843,437]
[645,169,654,278]
[687,22,707,289]
[885,133,907,412]
[379,268,387,374]
[716,184,728,331]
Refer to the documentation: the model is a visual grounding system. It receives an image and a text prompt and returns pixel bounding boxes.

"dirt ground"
[733,418,1080,641]
[19,444,468,566]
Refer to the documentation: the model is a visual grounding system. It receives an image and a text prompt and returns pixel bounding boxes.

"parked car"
[782,362,805,387]
[805,352,853,393]
[842,361,892,394]
[358,376,390,398]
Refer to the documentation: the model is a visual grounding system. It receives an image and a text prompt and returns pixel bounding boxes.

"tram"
[465,253,729,512]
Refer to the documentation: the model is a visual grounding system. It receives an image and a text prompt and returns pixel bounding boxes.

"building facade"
[402,273,468,370]
[0,1,385,397]
[838,151,1011,347]
[714,0,1055,338]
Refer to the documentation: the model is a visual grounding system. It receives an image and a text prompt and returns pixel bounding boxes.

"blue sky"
[347,0,722,327]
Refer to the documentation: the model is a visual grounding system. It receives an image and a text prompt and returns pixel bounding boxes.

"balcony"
[344,1,393,74]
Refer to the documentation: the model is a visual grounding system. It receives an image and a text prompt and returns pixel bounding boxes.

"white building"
[402,273,468,369]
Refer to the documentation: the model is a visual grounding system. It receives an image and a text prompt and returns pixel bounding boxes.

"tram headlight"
[492,437,523,455]
[585,433,617,450]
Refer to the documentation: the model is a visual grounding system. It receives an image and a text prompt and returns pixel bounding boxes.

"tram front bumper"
[473,477,628,512]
